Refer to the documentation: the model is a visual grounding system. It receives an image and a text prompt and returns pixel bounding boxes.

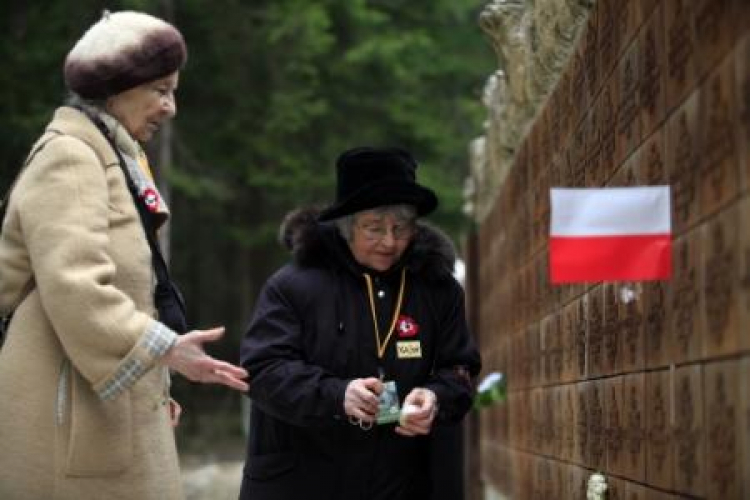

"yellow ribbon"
[363,268,407,359]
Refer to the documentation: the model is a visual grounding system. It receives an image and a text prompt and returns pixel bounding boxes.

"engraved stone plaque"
[570,114,589,188]
[548,88,563,163]
[537,167,551,258]
[617,42,642,168]
[740,196,750,350]
[598,76,619,182]
[583,8,600,103]
[597,0,619,84]
[493,445,512,494]
[605,475,627,500]
[587,93,604,187]
[616,0,642,59]
[612,143,640,187]
[670,231,703,364]
[589,380,606,471]
[539,270,555,330]
[557,68,574,154]
[605,376,625,475]
[603,283,622,376]
[511,332,523,392]
[531,388,543,453]
[666,91,700,233]
[641,0,660,18]
[561,300,577,383]
[665,0,697,111]
[562,383,577,462]
[576,381,590,466]
[736,35,750,192]
[538,107,552,183]
[638,129,666,184]
[575,295,589,379]
[530,117,543,186]
[507,392,520,449]
[694,0,735,80]
[741,357,750,498]
[588,285,606,377]
[639,3,667,140]
[533,457,556,499]
[698,56,740,218]
[741,0,750,32]
[540,315,553,386]
[529,323,541,389]
[564,463,587,500]
[705,360,741,499]
[646,369,673,489]
[512,451,531,499]
[507,388,521,451]
[549,387,563,459]
[643,281,671,369]
[549,312,563,384]
[624,480,649,499]
[702,205,741,357]
[619,283,645,373]
[623,372,646,482]
[570,48,589,127]
[558,143,573,193]
[643,488,682,499]
[673,364,705,496]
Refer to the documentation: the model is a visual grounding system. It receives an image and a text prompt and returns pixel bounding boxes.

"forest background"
[0,0,493,452]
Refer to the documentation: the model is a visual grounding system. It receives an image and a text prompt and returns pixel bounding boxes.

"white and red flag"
[549,186,672,283]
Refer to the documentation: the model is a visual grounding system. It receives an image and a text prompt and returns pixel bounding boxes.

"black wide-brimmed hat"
[318,146,438,221]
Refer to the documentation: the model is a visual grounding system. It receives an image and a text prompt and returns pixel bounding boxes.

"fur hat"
[64,10,187,99]
[318,146,438,221]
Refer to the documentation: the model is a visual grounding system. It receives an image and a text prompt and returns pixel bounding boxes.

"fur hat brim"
[64,11,187,99]
[318,179,438,221]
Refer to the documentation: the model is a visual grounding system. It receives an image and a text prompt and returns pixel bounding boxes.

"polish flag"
[549,186,672,283]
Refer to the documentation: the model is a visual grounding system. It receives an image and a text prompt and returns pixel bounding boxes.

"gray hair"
[334,204,417,242]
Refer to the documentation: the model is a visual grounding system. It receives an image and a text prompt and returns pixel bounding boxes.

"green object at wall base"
[473,372,506,410]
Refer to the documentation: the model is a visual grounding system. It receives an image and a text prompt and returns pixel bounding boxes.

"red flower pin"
[142,188,160,213]
[396,315,419,337]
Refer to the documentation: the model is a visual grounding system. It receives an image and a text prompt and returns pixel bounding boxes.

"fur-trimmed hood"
[278,207,457,281]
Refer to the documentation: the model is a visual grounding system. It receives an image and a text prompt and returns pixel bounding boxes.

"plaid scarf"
[89,108,171,224]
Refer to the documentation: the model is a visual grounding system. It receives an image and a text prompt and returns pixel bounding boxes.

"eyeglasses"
[356,222,415,242]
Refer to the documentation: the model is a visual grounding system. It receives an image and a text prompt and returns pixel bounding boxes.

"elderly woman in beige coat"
[0,11,248,499]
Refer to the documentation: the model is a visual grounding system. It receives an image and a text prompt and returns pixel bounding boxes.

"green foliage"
[0,0,493,332]
[159,1,494,335]
[1,0,494,439]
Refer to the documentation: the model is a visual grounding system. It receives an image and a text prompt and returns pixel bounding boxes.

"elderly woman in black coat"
[239,146,481,500]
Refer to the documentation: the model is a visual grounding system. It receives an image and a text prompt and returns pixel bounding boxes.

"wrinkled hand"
[162,327,249,392]
[344,377,383,425]
[395,387,437,437]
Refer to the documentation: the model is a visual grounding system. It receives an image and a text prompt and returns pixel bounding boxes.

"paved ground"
[181,455,243,500]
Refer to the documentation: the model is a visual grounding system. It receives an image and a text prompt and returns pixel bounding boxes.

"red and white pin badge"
[142,188,160,213]
[396,315,419,337]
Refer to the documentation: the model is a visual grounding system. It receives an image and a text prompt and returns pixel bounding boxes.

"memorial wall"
[466,0,750,498]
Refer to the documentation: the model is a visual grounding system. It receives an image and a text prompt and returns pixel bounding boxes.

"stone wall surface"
[468,0,750,498]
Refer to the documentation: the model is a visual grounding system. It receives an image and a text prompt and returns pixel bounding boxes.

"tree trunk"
[157,0,175,262]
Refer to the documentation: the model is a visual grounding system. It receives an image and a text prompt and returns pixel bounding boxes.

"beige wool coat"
[0,107,183,499]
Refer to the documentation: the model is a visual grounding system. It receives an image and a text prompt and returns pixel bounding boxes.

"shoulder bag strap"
[74,107,186,322]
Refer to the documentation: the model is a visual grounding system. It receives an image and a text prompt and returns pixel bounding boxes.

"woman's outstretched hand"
[162,326,249,392]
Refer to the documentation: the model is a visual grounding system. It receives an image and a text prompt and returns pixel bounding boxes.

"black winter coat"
[239,209,481,500]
